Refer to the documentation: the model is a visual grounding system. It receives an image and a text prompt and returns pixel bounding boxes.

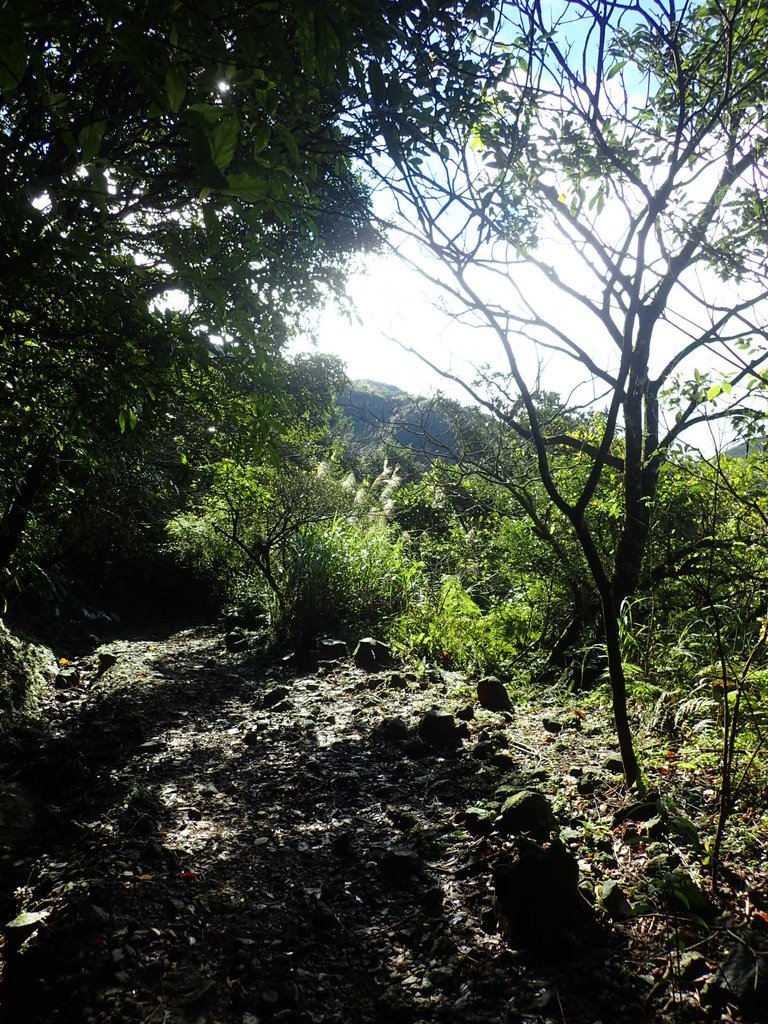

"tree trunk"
[601,589,642,790]
[0,449,52,588]
[567,515,643,789]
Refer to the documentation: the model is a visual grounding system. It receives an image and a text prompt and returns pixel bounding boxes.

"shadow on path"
[1,626,646,1024]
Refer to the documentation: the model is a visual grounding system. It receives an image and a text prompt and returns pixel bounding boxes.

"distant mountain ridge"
[336,380,456,460]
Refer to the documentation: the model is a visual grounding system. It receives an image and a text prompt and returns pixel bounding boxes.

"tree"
[0,1,490,597]
[370,0,768,786]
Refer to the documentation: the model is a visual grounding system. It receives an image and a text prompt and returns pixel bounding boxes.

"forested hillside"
[2,3,768,1023]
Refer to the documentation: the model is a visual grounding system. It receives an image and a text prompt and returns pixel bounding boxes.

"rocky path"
[0,626,764,1023]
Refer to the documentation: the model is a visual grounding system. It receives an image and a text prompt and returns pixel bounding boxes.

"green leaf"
[225,171,267,202]
[187,102,222,124]
[252,122,270,154]
[165,65,187,112]
[6,910,48,929]
[209,116,240,171]
[367,60,386,106]
[706,383,721,401]
[78,121,107,163]
[0,19,27,97]
[202,205,220,240]
[276,125,300,166]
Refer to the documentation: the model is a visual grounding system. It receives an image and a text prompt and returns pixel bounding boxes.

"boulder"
[403,737,428,759]
[542,716,563,733]
[242,728,259,747]
[262,685,290,709]
[494,836,589,951]
[463,806,497,837]
[678,950,708,982]
[54,666,81,689]
[371,717,410,744]
[602,753,625,774]
[96,651,119,675]
[225,630,248,652]
[353,637,392,671]
[379,846,421,880]
[576,769,603,795]
[491,752,517,769]
[317,637,348,660]
[498,789,557,840]
[386,672,408,689]
[477,676,512,712]
[417,709,463,748]
[0,620,56,729]
[703,943,768,1019]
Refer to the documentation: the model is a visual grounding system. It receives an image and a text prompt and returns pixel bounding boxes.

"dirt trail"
[1,626,655,1023]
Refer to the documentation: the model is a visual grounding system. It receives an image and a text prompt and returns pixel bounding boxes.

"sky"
[288,226,755,456]
[288,1,768,456]
[290,253,491,400]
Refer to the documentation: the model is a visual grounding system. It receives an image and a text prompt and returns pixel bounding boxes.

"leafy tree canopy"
[0,1,496,593]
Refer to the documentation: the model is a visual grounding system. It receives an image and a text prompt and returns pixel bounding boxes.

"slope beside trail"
[0,626,685,1023]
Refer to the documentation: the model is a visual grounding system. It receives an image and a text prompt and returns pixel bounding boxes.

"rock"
[703,943,768,1019]
[363,671,392,691]
[495,783,524,801]
[96,651,119,675]
[242,728,259,746]
[678,950,708,982]
[0,620,57,727]
[598,879,633,919]
[417,709,463,748]
[576,769,603,795]
[262,686,291,709]
[403,737,428,759]
[379,846,421,880]
[477,676,511,711]
[5,909,48,931]
[316,637,347,660]
[498,790,557,840]
[138,739,165,752]
[225,630,248,652]
[353,637,392,671]
[544,711,582,733]
[602,753,625,774]
[542,716,563,733]
[54,667,81,689]
[493,836,589,951]
[490,752,517,769]
[371,717,410,743]
[455,704,475,721]
[463,806,496,837]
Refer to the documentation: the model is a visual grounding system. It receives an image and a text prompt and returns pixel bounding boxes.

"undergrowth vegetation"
[162,424,768,865]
